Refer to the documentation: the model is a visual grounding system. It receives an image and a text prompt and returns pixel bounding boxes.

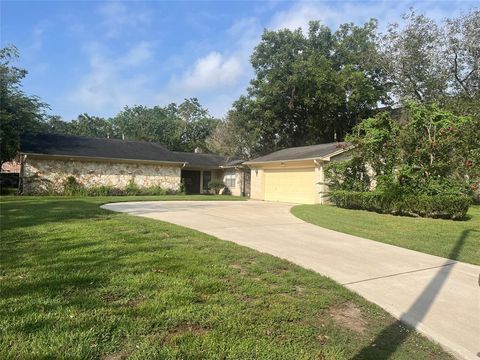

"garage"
[264,168,316,204]
[244,142,352,205]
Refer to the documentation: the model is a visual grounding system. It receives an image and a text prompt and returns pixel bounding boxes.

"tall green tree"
[44,115,72,135]
[177,98,220,152]
[380,10,447,103]
[0,45,47,164]
[111,105,183,149]
[226,20,389,157]
[380,8,479,116]
[207,99,261,158]
[69,113,112,138]
[443,9,480,117]
[110,99,219,152]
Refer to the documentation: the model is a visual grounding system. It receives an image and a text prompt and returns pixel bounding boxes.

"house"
[244,142,352,204]
[19,134,249,196]
[19,134,351,203]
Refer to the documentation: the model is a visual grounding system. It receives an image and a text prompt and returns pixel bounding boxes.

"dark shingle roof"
[172,151,227,168]
[224,159,245,167]
[246,142,349,163]
[20,133,230,167]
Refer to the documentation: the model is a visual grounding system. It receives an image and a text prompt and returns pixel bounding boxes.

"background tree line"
[1,8,478,166]
[209,9,479,157]
[44,98,219,153]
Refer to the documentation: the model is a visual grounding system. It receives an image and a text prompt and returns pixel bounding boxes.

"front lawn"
[0,196,451,359]
[292,204,480,265]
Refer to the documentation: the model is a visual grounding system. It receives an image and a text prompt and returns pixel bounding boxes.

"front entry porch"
[180,169,215,194]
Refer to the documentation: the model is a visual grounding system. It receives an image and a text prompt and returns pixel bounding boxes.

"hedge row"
[329,191,471,220]
[62,177,177,196]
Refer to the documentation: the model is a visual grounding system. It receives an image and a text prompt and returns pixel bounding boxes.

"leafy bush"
[208,179,226,195]
[58,177,170,196]
[329,191,471,220]
[137,185,167,196]
[125,179,168,196]
[63,176,84,196]
[222,187,232,195]
[85,185,110,196]
[107,187,126,196]
[324,157,371,191]
[125,179,140,195]
[179,179,186,195]
[326,103,480,202]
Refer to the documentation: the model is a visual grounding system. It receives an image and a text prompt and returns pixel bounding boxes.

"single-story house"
[19,133,351,203]
[19,134,249,196]
[244,142,352,204]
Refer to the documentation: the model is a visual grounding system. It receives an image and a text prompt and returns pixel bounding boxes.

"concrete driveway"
[102,200,480,360]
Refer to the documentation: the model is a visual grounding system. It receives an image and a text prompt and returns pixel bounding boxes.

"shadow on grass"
[351,229,476,359]
[0,199,108,230]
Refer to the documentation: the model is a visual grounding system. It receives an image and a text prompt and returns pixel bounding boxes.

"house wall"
[221,168,244,196]
[249,167,264,200]
[21,156,181,194]
[247,151,353,205]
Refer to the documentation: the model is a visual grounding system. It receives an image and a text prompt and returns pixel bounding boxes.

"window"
[202,171,211,191]
[224,171,236,188]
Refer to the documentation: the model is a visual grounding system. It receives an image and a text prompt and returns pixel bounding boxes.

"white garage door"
[264,168,316,204]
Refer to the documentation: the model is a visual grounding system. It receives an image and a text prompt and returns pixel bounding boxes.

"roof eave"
[20,152,187,166]
[244,146,353,166]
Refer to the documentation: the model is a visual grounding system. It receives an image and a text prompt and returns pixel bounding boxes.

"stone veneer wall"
[22,157,181,194]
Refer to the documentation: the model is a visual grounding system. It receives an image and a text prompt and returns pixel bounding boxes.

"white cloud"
[168,16,260,98]
[171,52,243,92]
[119,41,153,66]
[268,0,473,33]
[269,2,333,31]
[30,22,51,50]
[69,42,155,116]
[97,2,151,37]
[65,0,476,121]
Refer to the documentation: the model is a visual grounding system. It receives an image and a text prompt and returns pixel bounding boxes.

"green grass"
[292,204,480,265]
[0,196,452,359]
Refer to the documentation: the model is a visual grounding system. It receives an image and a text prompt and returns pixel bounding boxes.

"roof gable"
[246,142,350,164]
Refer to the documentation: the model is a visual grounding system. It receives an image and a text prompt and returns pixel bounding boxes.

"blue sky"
[1,0,477,120]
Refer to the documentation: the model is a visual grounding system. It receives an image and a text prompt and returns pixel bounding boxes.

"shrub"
[107,187,126,196]
[137,185,167,196]
[125,179,140,195]
[179,179,186,195]
[329,191,471,220]
[85,185,111,196]
[63,176,84,196]
[208,179,225,195]
[326,103,480,202]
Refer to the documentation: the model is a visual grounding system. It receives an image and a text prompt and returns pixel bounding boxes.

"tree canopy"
[212,20,389,157]
[209,8,479,158]
[2,8,478,165]
[0,45,47,164]
[44,99,220,153]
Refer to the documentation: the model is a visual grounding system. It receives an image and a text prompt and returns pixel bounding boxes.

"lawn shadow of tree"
[0,198,109,230]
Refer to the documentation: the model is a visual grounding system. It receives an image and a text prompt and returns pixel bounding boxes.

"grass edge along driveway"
[291,204,480,266]
[1,196,452,359]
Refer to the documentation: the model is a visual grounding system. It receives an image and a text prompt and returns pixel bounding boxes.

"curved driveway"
[102,200,479,360]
